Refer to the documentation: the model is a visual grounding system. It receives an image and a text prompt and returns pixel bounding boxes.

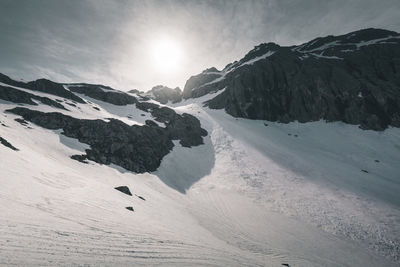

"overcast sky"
[0,0,399,91]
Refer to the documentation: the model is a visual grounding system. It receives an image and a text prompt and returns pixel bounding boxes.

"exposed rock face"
[136,103,208,147]
[114,186,132,196]
[145,120,158,127]
[68,84,138,106]
[70,154,88,164]
[183,28,400,130]
[164,112,207,147]
[0,136,18,151]
[7,106,207,172]
[183,67,223,99]
[14,118,28,125]
[0,85,66,110]
[1,72,209,180]
[0,74,85,103]
[0,73,27,88]
[147,85,182,104]
[27,79,85,103]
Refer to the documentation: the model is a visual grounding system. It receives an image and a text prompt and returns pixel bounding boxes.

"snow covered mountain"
[144,85,183,104]
[1,29,400,266]
[183,28,400,131]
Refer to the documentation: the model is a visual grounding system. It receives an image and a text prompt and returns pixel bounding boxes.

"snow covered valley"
[1,86,400,266]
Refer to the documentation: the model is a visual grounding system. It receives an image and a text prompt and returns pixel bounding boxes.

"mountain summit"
[183,28,400,130]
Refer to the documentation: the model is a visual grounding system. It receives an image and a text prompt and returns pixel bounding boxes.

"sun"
[151,37,183,74]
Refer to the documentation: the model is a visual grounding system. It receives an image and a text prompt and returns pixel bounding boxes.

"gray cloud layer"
[1,0,399,91]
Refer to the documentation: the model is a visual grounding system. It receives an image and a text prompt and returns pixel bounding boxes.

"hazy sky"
[0,0,399,91]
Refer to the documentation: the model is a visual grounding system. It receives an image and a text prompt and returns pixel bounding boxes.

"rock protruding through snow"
[0,84,67,110]
[145,85,182,104]
[0,136,18,151]
[183,28,400,131]
[7,106,207,173]
[115,186,132,196]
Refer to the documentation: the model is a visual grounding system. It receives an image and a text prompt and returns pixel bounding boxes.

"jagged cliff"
[183,28,400,130]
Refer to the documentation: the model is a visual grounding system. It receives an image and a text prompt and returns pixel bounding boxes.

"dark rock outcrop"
[135,102,159,112]
[137,195,146,201]
[183,28,400,131]
[164,112,207,147]
[145,120,158,127]
[6,107,207,172]
[68,84,138,106]
[183,67,223,99]
[7,107,173,172]
[126,206,134,212]
[70,154,88,164]
[147,85,182,104]
[0,73,28,88]
[0,73,85,103]
[0,85,66,110]
[15,118,28,125]
[115,186,132,196]
[27,79,85,103]
[66,102,76,107]
[136,103,208,147]
[0,136,18,151]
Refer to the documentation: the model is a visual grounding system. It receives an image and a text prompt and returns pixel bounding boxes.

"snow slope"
[1,88,399,266]
[172,95,400,265]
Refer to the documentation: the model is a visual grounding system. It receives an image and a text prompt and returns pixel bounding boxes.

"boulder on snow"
[126,206,134,212]
[115,186,132,196]
[137,195,146,201]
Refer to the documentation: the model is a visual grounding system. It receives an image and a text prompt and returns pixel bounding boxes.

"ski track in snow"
[0,89,400,266]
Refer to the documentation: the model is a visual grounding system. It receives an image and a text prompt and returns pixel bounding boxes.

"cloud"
[0,0,399,91]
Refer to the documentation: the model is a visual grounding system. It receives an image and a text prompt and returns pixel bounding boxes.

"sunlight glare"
[151,37,183,74]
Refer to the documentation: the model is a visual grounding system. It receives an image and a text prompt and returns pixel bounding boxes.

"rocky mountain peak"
[202,67,221,74]
[224,42,281,72]
[182,28,400,131]
[295,28,400,55]
[146,85,182,104]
